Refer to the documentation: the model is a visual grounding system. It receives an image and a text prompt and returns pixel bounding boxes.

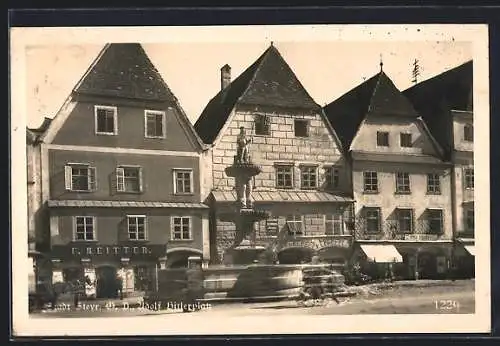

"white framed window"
[127,215,147,240]
[364,207,381,233]
[395,172,411,193]
[400,133,412,148]
[286,215,303,236]
[363,171,378,193]
[427,209,444,235]
[325,213,344,235]
[144,110,166,138]
[173,169,193,194]
[94,105,118,135]
[397,208,414,233]
[464,124,474,142]
[464,167,474,189]
[376,131,389,146]
[427,173,441,194]
[275,165,294,189]
[64,163,96,192]
[116,166,143,193]
[324,166,339,189]
[300,166,317,189]
[171,216,192,240]
[74,216,96,241]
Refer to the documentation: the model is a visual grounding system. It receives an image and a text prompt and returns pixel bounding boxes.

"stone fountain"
[222,126,270,265]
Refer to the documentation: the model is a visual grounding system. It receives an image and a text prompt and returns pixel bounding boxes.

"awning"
[360,244,403,263]
[47,200,209,209]
[211,190,353,203]
[464,245,475,256]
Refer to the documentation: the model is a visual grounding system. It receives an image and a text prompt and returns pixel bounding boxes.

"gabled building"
[37,43,210,298]
[195,44,354,266]
[324,64,454,280]
[404,60,474,278]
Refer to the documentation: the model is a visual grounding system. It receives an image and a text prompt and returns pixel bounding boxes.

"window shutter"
[88,167,97,191]
[64,165,72,190]
[139,168,144,192]
[116,167,125,192]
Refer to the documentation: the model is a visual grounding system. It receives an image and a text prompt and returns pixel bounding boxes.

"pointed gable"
[324,71,420,152]
[194,44,320,144]
[74,43,176,102]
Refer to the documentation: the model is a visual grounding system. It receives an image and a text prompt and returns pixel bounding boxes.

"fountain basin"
[225,163,262,178]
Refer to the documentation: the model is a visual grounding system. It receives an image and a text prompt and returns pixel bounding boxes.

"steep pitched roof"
[194,44,320,144]
[323,70,419,152]
[74,43,176,102]
[403,60,473,158]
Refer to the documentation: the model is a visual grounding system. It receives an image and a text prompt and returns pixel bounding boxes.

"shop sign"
[281,237,351,250]
[404,234,439,241]
[52,244,167,258]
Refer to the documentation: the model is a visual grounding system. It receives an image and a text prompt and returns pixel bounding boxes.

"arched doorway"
[278,247,313,264]
[166,249,203,268]
[95,265,118,299]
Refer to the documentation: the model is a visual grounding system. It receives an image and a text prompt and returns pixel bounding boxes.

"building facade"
[324,66,454,280]
[404,61,475,278]
[38,43,210,298]
[195,44,354,266]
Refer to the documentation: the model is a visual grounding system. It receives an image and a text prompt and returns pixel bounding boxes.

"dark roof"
[74,43,176,102]
[47,200,209,209]
[403,60,473,158]
[323,70,419,152]
[194,44,320,144]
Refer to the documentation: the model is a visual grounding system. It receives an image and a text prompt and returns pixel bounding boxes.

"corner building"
[39,44,209,298]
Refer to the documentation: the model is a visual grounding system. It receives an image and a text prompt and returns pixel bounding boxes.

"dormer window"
[254,114,271,136]
[294,119,309,137]
[376,131,389,146]
[400,133,412,148]
[464,124,474,142]
[95,105,117,135]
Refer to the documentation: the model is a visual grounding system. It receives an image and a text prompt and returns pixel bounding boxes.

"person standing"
[115,274,123,300]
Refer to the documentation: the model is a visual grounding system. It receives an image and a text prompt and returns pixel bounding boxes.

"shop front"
[454,238,475,279]
[275,236,352,265]
[50,243,167,298]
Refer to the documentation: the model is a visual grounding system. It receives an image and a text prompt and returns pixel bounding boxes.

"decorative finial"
[270,41,274,46]
[379,54,384,72]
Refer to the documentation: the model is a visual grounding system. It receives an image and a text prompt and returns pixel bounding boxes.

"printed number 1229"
[435,300,460,310]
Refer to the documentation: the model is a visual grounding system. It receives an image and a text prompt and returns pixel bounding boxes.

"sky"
[25,40,472,129]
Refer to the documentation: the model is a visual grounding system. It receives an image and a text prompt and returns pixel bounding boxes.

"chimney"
[221,64,231,90]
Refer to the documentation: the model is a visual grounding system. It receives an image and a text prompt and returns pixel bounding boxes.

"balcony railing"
[354,218,450,241]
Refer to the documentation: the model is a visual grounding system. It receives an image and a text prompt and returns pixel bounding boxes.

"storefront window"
[134,266,154,291]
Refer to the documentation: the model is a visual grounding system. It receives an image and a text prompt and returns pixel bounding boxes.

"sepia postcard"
[10,24,490,336]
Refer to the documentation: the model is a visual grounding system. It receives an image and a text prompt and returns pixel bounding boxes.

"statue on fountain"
[236,127,251,164]
[234,127,253,209]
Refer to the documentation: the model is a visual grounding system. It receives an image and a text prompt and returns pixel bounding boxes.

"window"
[173,169,193,194]
[464,124,474,142]
[127,216,147,240]
[286,215,303,236]
[324,166,339,189]
[254,114,271,136]
[465,209,474,231]
[400,133,412,147]
[116,166,143,193]
[397,208,414,233]
[95,105,117,135]
[276,165,294,189]
[464,168,474,189]
[65,164,96,191]
[144,110,166,138]
[74,216,95,241]
[172,217,192,240]
[325,213,344,235]
[427,173,441,194]
[294,120,309,137]
[427,209,443,234]
[377,131,389,146]
[395,172,411,193]
[363,171,378,193]
[364,208,381,233]
[300,166,317,189]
